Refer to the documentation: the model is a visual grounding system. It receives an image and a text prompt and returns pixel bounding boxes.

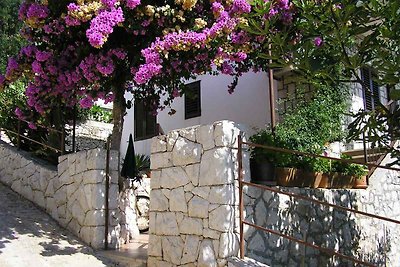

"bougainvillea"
[1,0,294,148]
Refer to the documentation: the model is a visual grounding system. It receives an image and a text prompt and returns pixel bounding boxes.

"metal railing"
[0,117,65,155]
[237,135,400,266]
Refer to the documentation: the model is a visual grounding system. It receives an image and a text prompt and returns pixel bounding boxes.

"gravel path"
[0,182,119,267]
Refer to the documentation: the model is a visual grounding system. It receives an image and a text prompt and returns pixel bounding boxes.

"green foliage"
[245,0,400,166]
[0,81,25,129]
[0,0,25,72]
[250,81,348,171]
[86,105,113,123]
[332,155,368,178]
[135,154,150,176]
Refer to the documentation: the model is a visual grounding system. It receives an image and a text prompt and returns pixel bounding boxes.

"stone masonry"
[0,141,138,249]
[148,121,251,267]
[244,149,400,266]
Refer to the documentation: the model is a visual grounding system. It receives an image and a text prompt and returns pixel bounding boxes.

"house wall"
[121,72,276,157]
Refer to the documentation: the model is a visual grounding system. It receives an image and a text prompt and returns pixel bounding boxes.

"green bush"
[250,82,349,171]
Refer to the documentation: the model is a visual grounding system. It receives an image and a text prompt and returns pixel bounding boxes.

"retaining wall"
[0,141,138,249]
[244,152,400,266]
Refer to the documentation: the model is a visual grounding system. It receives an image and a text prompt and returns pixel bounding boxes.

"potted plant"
[298,157,330,188]
[249,129,276,184]
[330,155,368,188]
[350,164,369,189]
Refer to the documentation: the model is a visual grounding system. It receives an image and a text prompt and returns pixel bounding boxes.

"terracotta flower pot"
[297,170,323,188]
[275,167,298,186]
[318,173,331,188]
[330,173,355,189]
[353,175,368,189]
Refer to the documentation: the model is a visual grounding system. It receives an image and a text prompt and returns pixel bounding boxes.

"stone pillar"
[148,120,250,266]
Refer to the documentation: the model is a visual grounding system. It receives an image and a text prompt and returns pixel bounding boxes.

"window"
[134,100,157,141]
[361,68,379,110]
[361,68,389,110]
[184,81,201,119]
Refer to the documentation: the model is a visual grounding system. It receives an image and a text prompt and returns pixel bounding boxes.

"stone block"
[170,187,187,212]
[209,205,234,232]
[160,167,190,189]
[192,186,211,200]
[185,164,200,186]
[86,149,107,170]
[148,235,163,257]
[197,124,215,151]
[83,183,105,210]
[209,185,236,205]
[162,236,184,265]
[32,191,45,208]
[155,212,179,236]
[11,180,22,194]
[204,228,220,239]
[181,235,201,264]
[198,239,217,267]
[150,190,169,212]
[199,148,234,186]
[172,137,202,166]
[151,152,173,170]
[214,121,243,148]
[46,196,57,213]
[150,170,161,189]
[179,127,197,142]
[180,217,203,235]
[166,131,179,152]
[80,226,105,249]
[75,151,87,174]
[188,196,209,218]
[219,232,239,258]
[84,209,105,226]
[82,170,105,184]
[151,136,167,154]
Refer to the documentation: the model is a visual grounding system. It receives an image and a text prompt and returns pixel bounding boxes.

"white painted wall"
[120,71,276,156]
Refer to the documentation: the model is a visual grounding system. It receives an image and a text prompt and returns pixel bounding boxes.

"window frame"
[184,81,201,120]
[134,100,157,141]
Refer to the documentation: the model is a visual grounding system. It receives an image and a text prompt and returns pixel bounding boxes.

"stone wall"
[0,141,138,249]
[148,121,251,266]
[244,151,400,266]
[65,120,113,151]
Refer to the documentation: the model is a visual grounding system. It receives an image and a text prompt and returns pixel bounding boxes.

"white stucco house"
[119,68,392,158]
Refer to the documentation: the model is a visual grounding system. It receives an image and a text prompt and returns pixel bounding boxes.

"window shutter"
[361,68,373,110]
[184,81,201,119]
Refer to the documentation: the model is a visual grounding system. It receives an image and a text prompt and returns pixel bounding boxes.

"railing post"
[238,134,244,259]
[17,119,21,149]
[104,135,111,250]
[72,105,77,152]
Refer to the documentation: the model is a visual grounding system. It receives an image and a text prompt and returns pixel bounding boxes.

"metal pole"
[238,134,244,259]
[104,135,111,250]
[268,45,276,130]
[72,105,77,152]
[17,119,21,149]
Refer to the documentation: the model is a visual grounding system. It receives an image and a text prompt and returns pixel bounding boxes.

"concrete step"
[98,234,148,267]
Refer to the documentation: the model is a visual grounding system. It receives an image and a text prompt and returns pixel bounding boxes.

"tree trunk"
[110,84,126,151]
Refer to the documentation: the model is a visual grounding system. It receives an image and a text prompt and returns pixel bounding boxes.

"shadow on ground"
[0,182,117,266]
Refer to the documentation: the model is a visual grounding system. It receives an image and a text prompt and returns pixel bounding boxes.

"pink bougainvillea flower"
[314,36,323,47]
